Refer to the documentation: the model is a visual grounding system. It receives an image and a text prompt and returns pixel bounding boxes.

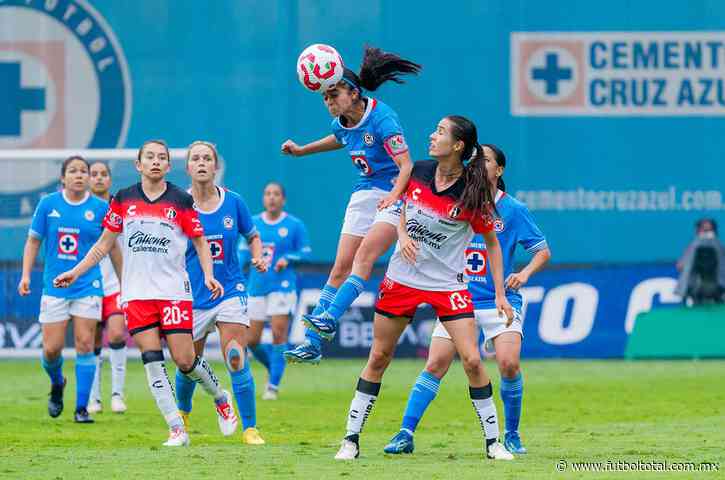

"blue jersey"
[466,191,547,311]
[331,97,409,193]
[239,212,311,296]
[186,187,256,310]
[28,191,107,299]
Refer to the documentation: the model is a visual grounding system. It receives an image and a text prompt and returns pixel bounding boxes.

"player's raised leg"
[336,312,408,460]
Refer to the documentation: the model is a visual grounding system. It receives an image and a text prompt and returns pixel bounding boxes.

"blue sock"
[249,344,271,371]
[175,368,197,413]
[269,343,288,388]
[326,275,365,321]
[74,352,96,410]
[401,371,441,432]
[305,284,338,349]
[42,355,64,386]
[500,372,523,433]
[231,361,256,429]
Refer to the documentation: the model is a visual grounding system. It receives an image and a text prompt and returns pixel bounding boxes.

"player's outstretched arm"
[506,247,551,290]
[281,134,342,156]
[54,229,120,288]
[190,235,224,299]
[18,236,41,296]
[482,230,514,325]
[247,233,268,273]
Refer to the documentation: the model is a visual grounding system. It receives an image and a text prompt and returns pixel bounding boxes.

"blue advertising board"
[1,0,723,265]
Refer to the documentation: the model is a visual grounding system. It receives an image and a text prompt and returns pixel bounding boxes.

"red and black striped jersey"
[387,160,493,291]
[102,182,203,302]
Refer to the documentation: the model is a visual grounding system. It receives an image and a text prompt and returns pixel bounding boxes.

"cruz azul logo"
[512,32,725,116]
[0,0,131,225]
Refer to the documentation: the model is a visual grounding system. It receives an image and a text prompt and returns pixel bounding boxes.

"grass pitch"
[0,358,723,479]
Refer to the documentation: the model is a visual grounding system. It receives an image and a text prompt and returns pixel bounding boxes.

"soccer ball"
[296,44,344,93]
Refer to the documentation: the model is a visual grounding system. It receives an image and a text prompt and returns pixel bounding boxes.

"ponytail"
[342,45,421,93]
[459,144,498,217]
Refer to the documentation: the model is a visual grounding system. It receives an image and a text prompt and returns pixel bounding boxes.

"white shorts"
[340,188,402,237]
[431,307,523,354]
[248,292,298,321]
[192,296,249,341]
[39,295,102,324]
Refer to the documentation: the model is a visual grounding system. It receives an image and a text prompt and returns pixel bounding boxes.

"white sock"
[109,342,127,396]
[345,378,380,438]
[142,350,184,430]
[182,356,224,403]
[90,349,102,402]
[470,383,499,448]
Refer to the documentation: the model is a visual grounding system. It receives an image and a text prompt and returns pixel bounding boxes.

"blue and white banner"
[512,31,725,116]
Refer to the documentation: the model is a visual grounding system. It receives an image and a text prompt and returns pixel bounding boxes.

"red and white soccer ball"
[296,44,344,93]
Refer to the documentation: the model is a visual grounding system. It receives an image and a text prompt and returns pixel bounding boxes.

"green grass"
[0,358,723,479]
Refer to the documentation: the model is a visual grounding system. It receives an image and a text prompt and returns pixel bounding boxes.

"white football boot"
[163,427,190,447]
[334,436,360,460]
[111,394,127,413]
[216,390,239,436]
[487,441,515,460]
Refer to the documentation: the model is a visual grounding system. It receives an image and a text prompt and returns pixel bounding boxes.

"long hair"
[342,45,421,93]
[445,115,497,217]
[482,143,507,192]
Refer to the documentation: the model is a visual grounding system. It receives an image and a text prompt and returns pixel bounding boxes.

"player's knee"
[329,262,352,284]
[498,357,520,378]
[224,340,245,372]
[368,348,393,373]
[272,329,288,344]
[172,351,196,372]
[43,345,62,360]
[74,333,94,354]
[425,357,451,378]
[461,354,482,377]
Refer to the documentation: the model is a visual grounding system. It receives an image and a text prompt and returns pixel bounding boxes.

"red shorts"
[102,292,123,321]
[374,277,474,321]
[123,299,193,336]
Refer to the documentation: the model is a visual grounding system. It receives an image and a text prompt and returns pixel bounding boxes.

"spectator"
[675,218,725,304]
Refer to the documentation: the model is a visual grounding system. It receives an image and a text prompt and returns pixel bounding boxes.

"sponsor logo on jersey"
[385,134,408,156]
[406,218,448,249]
[262,243,275,268]
[106,211,122,227]
[127,230,171,254]
[207,235,224,262]
[363,132,374,146]
[57,230,79,258]
[464,248,488,277]
[84,210,95,221]
[0,0,131,226]
[223,215,234,230]
[350,150,372,175]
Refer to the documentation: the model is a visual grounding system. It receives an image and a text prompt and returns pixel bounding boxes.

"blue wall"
[1,0,724,263]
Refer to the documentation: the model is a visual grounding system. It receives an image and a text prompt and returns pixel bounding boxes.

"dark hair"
[89,160,112,178]
[482,143,507,192]
[342,45,421,93]
[264,181,286,198]
[445,116,497,218]
[696,218,718,235]
[137,139,170,162]
[60,155,90,177]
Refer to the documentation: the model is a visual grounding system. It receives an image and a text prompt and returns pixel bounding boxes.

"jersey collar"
[191,185,226,214]
[261,211,287,225]
[337,97,376,131]
[62,189,90,206]
[495,189,506,204]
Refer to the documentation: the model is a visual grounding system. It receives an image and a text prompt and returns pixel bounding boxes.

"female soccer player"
[18,155,108,423]
[87,161,128,414]
[244,182,310,399]
[384,145,551,456]
[282,46,420,364]
[53,140,236,447]
[174,141,267,445]
[334,116,516,461]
